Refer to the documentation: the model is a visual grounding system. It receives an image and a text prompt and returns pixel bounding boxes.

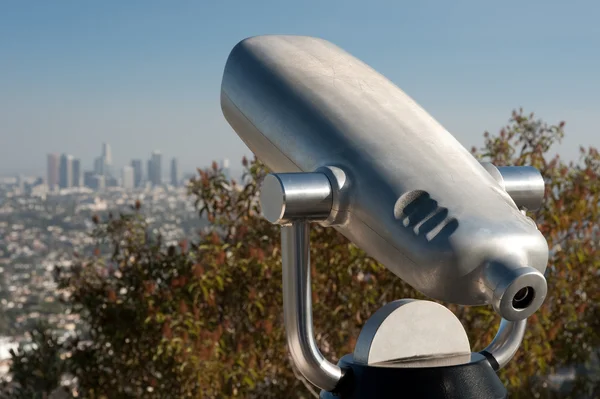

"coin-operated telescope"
[221,35,549,398]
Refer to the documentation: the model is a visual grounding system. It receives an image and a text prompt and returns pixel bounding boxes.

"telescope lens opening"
[512,286,535,310]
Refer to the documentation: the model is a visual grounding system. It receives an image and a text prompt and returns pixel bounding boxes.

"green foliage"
[0,322,67,399]
[472,109,600,398]
[54,209,202,398]
[7,110,599,398]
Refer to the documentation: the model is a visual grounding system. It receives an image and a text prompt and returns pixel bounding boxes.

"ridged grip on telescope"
[221,35,549,320]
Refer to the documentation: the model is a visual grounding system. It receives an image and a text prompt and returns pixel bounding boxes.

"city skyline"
[45,143,206,178]
[2,145,246,178]
[40,142,230,191]
[2,2,599,177]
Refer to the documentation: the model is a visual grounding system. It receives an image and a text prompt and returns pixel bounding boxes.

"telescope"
[221,35,549,398]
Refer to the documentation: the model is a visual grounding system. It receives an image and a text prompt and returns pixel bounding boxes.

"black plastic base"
[320,353,507,399]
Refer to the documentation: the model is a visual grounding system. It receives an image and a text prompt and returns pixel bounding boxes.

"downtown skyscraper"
[59,154,73,189]
[131,160,143,188]
[94,142,112,177]
[148,151,162,186]
[102,142,112,165]
[170,158,179,187]
[94,157,104,175]
[45,142,115,192]
[122,165,134,190]
[72,158,82,187]
[46,153,60,190]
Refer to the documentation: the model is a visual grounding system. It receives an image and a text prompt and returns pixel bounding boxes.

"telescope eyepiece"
[512,286,535,310]
[482,261,547,321]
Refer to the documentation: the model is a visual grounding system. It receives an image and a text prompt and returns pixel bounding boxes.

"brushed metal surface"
[260,173,333,224]
[353,299,471,367]
[221,35,549,319]
[480,163,545,211]
[281,222,343,390]
[482,319,527,370]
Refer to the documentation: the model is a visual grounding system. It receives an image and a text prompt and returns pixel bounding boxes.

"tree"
[0,322,69,399]
[8,110,599,398]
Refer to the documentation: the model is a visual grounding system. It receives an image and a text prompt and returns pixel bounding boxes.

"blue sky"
[1,0,599,176]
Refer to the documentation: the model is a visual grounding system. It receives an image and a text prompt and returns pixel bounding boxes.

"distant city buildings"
[46,154,81,189]
[94,156,104,176]
[102,142,112,177]
[41,143,202,192]
[102,142,112,165]
[59,154,73,189]
[83,171,96,189]
[93,142,112,177]
[121,166,134,190]
[86,174,105,191]
[146,159,152,186]
[72,159,81,187]
[0,180,202,385]
[86,144,115,191]
[46,154,60,190]
[170,158,179,187]
[131,160,143,188]
[105,175,119,188]
[148,151,162,186]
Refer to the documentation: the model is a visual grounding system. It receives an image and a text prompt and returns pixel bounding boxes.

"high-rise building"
[91,143,113,177]
[72,158,82,187]
[84,171,96,189]
[105,176,119,188]
[122,166,134,190]
[147,159,153,185]
[94,156,104,176]
[46,153,60,190]
[170,158,179,187]
[150,151,162,185]
[102,142,112,165]
[59,154,73,189]
[89,175,105,191]
[131,159,143,187]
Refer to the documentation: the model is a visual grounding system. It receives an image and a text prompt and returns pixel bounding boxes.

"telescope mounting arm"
[261,172,344,391]
[260,167,539,391]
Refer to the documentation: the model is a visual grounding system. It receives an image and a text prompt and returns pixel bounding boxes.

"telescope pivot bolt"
[260,173,333,225]
[480,163,546,211]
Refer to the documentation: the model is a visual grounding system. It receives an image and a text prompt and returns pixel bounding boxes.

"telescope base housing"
[320,353,507,399]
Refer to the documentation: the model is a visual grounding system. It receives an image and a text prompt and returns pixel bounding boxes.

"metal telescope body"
[221,35,549,397]
[221,35,548,320]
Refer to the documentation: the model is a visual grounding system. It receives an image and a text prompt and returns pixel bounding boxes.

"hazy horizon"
[2,1,599,177]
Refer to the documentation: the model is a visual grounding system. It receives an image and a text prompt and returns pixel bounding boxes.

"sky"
[1,0,599,177]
